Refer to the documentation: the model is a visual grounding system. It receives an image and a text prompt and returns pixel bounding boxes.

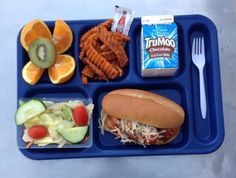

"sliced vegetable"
[19,100,93,148]
[26,140,34,148]
[72,105,89,126]
[24,117,43,129]
[16,99,46,125]
[42,100,55,107]
[62,106,73,120]
[57,126,88,143]
[28,125,47,139]
[19,100,25,106]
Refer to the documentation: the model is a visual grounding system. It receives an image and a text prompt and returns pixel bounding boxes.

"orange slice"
[22,61,45,85]
[53,19,73,54]
[20,19,52,52]
[48,55,75,84]
[21,20,35,37]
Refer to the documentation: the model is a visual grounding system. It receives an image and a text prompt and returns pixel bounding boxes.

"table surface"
[0,0,235,177]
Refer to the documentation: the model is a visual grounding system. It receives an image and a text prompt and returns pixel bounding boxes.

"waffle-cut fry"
[94,75,109,81]
[81,65,95,78]
[112,64,123,77]
[101,51,117,61]
[82,74,88,85]
[112,32,130,44]
[98,28,128,68]
[92,39,101,52]
[79,19,129,84]
[82,58,109,81]
[81,19,113,43]
[84,45,119,79]
[102,19,113,29]
[98,26,129,46]
[79,49,86,60]
[99,44,110,52]
[81,33,98,48]
[110,60,120,67]
[81,33,104,55]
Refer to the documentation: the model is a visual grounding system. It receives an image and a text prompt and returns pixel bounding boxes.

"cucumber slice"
[19,100,25,106]
[57,126,88,144]
[15,99,46,125]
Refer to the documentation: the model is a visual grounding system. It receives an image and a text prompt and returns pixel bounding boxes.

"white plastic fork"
[192,37,207,119]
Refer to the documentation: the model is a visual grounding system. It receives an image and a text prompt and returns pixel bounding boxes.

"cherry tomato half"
[28,125,47,139]
[72,105,89,126]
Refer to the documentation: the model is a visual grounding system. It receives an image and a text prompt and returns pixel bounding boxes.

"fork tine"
[199,37,202,54]
[192,38,196,55]
[192,37,205,55]
[197,38,201,54]
[196,38,198,54]
[197,38,199,54]
[199,38,202,54]
[201,37,205,54]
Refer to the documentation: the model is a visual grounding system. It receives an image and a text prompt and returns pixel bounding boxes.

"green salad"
[15,99,94,148]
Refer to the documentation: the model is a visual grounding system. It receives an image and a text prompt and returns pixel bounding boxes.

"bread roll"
[102,89,185,128]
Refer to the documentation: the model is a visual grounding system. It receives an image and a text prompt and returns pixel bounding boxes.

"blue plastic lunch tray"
[17,15,224,160]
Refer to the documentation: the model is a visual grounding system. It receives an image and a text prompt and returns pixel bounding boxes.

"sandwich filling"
[99,110,179,146]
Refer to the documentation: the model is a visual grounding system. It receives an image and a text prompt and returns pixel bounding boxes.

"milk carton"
[141,15,179,77]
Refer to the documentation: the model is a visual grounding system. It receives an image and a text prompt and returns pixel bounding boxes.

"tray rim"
[16,14,225,160]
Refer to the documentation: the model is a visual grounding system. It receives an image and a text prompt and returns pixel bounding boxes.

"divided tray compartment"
[16,15,224,159]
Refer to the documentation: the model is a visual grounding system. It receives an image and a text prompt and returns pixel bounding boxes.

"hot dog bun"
[102,89,185,128]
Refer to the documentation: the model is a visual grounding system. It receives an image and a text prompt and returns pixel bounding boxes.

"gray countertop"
[0,0,235,177]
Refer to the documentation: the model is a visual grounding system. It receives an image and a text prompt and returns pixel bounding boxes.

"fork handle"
[199,67,207,119]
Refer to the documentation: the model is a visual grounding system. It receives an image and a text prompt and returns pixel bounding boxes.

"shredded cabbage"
[99,110,168,146]
[99,110,107,135]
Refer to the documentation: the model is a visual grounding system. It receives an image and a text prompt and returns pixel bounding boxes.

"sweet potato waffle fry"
[112,32,130,45]
[80,19,113,43]
[84,45,118,79]
[99,44,110,52]
[81,65,95,78]
[79,19,130,84]
[82,58,108,81]
[101,51,117,61]
[97,26,128,67]
[81,74,88,85]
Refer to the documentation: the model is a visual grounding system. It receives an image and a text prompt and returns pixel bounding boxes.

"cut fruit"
[48,55,75,84]
[57,126,88,143]
[15,99,46,125]
[53,19,73,54]
[21,20,36,37]
[28,38,56,68]
[22,61,45,85]
[20,19,52,52]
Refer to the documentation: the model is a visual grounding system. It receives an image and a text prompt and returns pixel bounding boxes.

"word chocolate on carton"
[141,15,179,77]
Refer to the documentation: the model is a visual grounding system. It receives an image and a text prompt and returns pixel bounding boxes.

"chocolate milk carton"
[141,15,179,77]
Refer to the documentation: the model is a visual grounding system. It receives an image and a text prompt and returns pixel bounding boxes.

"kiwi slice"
[28,38,56,68]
